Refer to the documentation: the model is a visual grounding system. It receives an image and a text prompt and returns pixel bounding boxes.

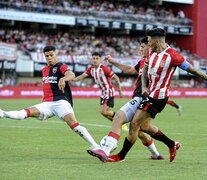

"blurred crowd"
[0,29,140,57]
[0,0,192,25]
[0,74,16,87]
[1,29,206,67]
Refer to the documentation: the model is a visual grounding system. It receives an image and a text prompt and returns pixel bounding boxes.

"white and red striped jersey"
[145,47,184,99]
[84,64,115,98]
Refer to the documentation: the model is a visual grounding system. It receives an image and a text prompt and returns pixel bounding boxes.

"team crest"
[53,67,57,73]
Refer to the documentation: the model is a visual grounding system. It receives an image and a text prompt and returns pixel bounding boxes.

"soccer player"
[87,37,164,161]
[88,28,207,163]
[0,46,100,151]
[73,52,125,125]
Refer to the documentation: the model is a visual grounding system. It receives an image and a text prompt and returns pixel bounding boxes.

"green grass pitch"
[0,98,207,180]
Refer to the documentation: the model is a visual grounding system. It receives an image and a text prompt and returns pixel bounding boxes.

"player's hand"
[142,87,149,97]
[104,55,113,64]
[58,78,66,93]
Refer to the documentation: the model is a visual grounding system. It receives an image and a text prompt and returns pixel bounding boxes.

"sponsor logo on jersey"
[53,67,57,73]
[43,76,58,84]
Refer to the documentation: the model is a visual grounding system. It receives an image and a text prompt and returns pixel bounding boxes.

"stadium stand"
[0,0,206,89]
[0,0,192,25]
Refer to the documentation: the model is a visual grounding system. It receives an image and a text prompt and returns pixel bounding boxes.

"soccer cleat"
[107,154,125,163]
[169,141,181,162]
[0,109,4,118]
[89,144,101,151]
[177,105,182,116]
[122,124,128,132]
[87,149,108,162]
[150,154,164,160]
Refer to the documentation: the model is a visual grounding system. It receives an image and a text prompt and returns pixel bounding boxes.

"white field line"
[0,120,206,136]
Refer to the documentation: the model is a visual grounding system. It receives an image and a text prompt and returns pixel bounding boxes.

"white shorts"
[120,97,143,123]
[34,100,74,120]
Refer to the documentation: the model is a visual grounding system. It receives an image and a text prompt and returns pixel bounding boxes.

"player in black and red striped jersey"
[0,46,100,151]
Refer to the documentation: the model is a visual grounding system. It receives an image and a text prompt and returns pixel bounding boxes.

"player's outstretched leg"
[0,107,41,120]
[150,129,181,162]
[0,109,29,119]
[64,113,100,150]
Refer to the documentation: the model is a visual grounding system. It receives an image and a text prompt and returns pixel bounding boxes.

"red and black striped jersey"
[42,62,73,106]
[132,58,144,98]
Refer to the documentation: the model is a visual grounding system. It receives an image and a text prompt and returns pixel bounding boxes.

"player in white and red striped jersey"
[89,28,207,163]
[73,52,123,121]
[124,28,207,162]
[88,37,164,162]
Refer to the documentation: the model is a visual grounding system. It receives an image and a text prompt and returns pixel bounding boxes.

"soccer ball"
[100,135,117,153]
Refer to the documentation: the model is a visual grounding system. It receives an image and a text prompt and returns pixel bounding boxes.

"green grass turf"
[0,98,207,180]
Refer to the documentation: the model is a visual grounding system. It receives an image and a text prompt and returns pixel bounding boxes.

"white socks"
[101,136,118,156]
[2,109,28,120]
[72,125,99,149]
[147,142,160,157]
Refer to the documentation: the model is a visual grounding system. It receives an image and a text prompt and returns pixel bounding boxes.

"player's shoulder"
[100,64,110,70]
[166,47,183,59]
[139,58,145,64]
[100,64,106,68]
[166,47,180,55]
[56,62,64,67]
[87,65,94,70]
[42,65,49,71]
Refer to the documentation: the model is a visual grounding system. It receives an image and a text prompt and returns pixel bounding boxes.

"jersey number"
[130,99,137,105]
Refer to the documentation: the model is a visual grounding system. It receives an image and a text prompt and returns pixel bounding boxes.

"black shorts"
[100,97,114,108]
[138,96,168,118]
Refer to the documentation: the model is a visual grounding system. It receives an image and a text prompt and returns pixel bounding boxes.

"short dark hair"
[140,37,148,44]
[146,28,166,37]
[43,46,56,53]
[92,52,102,57]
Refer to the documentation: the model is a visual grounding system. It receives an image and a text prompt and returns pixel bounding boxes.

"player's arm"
[112,74,123,98]
[179,60,207,80]
[142,63,149,97]
[58,70,75,92]
[105,55,137,74]
[73,73,88,81]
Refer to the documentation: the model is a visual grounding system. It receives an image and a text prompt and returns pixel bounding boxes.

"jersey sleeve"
[84,66,91,76]
[102,65,114,78]
[170,49,185,66]
[60,64,70,75]
[134,62,140,72]
[144,56,150,65]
